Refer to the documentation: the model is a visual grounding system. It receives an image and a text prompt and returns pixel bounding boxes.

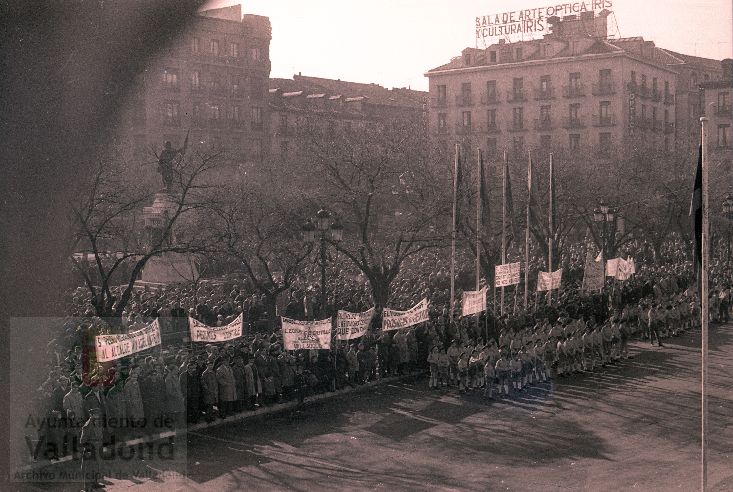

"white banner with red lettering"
[382,298,430,331]
[494,262,521,287]
[616,257,636,281]
[606,257,636,280]
[189,313,243,343]
[335,308,374,340]
[461,288,487,317]
[537,269,563,291]
[95,319,162,362]
[281,317,332,350]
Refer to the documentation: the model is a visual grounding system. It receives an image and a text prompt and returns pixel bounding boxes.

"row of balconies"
[433,82,678,109]
[626,83,675,105]
[450,115,626,134]
[162,117,263,130]
[166,84,263,100]
[630,118,675,133]
[435,83,621,108]
[714,104,732,118]
[445,116,676,135]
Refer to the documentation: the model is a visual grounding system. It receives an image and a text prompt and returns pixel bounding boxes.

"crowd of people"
[29,235,733,477]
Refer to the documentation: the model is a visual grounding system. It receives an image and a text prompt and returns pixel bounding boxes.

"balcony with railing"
[506,90,527,103]
[533,86,555,100]
[635,117,653,130]
[479,122,501,134]
[455,122,474,135]
[480,92,500,105]
[430,97,448,108]
[251,121,264,131]
[592,82,615,96]
[208,118,229,129]
[592,114,617,127]
[228,119,245,129]
[562,116,585,129]
[162,117,181,127]
[276,123,296,136]
[455,94,473,107]
[191,117,207,128]
[715,104,732,117]
[562,84,586,98]
[534,118,553,131]
[508,121,528,132]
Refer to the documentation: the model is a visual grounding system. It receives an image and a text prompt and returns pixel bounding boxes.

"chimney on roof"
[548,10,608,39]
[722,59,733,80]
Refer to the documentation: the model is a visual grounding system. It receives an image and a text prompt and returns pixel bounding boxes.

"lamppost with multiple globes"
[593,200,618,258]
[723,193,733,265]
[302,208,343,317]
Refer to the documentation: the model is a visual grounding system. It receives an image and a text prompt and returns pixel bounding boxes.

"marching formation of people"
[28,235,732,491]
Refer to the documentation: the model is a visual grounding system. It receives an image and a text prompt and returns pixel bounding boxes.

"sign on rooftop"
[475,0,612,46]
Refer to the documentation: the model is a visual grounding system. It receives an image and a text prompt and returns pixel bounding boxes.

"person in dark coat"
[139,361,165,434]
[200,361,218,422]
[80,407,104,491]
[179,361,202,424]
[216,358,236,418]
[232,357,246,413]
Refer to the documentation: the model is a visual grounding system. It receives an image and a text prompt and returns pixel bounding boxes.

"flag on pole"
[503,155,517,247]
[690,145,703,279]
[479,150,490,227]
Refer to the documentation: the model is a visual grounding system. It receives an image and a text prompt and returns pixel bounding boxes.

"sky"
[204,0,733,91]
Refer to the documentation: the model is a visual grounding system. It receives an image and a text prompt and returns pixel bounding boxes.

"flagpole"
[548,152,554,305]
[501,150,507,316]
[477,148,483,338]
[700,116,709,492]
[525,151,532,309]
[450,144,459,324]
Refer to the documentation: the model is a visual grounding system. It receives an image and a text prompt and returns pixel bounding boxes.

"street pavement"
[15,325,733,491]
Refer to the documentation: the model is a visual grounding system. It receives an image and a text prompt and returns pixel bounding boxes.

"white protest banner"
[606,258,620,277]
[616,258,635,281]
[189,313,243,343]
[537,269,563,292]
[281,317,332,350]
[582,252,605,291]
[494,262,521,287]
[461,288,487,317]
[95,319,162,362]
[383,298,430,331]
[335,308,374,340]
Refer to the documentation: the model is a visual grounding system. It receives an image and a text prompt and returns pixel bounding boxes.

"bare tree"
[69,146,223,328]
[211,185,314,318]
[295,119,451,310]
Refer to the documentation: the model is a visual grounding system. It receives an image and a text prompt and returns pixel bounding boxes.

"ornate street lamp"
[303,208,342,318]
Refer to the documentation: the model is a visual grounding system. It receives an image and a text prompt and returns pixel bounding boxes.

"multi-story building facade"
[425,11,721,161]
[268,75,427,162]
[701,59,733,164]
[116,5,271,168]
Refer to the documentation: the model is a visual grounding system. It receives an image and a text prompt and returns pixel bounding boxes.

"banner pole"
[450,144,459,324]
[477,148,482,339]
[501,150,507,316]
[700,116,710,492]
[548,152,554,306]
[524,151,532,309]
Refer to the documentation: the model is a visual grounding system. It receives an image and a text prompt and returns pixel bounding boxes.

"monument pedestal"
[141,252,198,284]
[140,191,199,285]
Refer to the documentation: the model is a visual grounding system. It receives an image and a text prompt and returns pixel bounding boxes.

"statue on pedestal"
[156,133,188,193]
[157,141,180,193]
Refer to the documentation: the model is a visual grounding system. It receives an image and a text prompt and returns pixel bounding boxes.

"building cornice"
[425,50,678,78]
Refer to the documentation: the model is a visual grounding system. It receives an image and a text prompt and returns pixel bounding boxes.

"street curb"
[15,371,424,473]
